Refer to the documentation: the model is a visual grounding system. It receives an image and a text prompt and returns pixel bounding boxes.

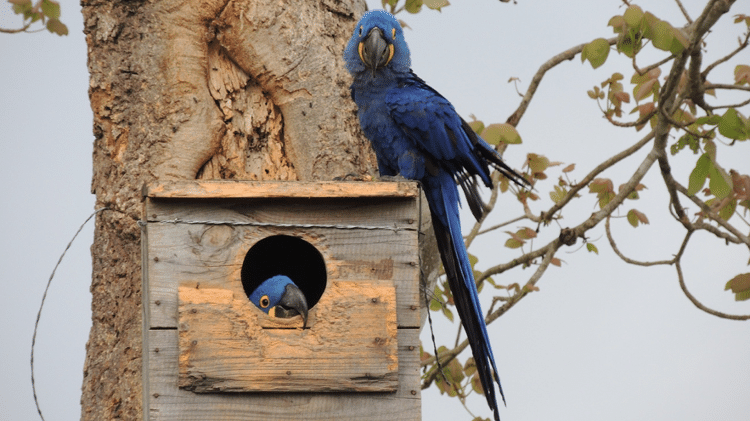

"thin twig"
[704,83,750,92]
[0,22,32,34]
[474,215,528,237]
[701,31,750,79]
[633,54,674,76]
[507,37,618,127]
[606,110,657,128]
[710,96,750,110]
[674,182,750,248]
[676,260,750,320]
[542,130,655,224]
[605,216,675,266]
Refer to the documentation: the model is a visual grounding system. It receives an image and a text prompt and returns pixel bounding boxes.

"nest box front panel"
[143,183,421,395]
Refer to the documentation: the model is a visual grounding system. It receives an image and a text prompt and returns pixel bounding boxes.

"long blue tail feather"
[426,171,505,421]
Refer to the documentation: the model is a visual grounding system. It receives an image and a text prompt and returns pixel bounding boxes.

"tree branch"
[633,53,674,77]
[605,216,675,266]
[0,22,32,34]
[676,260,750,320]
[701,30,750,79]
[703,83,750,92]
[674,182,750,248]
[506,37,618,127]
[542,130,655,224]
[422,245,558,387]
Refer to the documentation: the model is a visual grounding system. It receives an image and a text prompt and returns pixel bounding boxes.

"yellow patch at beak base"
[386,44,394,66]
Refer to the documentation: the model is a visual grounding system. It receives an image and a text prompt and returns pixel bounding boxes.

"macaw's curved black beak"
[275,283,309,328]
[359,27,394,71]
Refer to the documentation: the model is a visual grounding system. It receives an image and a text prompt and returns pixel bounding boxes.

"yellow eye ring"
[259,295,270,309]
[359,25,364,36]
[391,27,396,40]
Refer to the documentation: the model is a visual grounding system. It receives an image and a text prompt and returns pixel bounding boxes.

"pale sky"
[1,1,748,420]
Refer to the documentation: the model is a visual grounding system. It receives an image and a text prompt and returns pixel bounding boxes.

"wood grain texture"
[178,282,398,392]
[144,180,419,199]
[143,197,421,329]
[146,328,421,421]
[141,181,424,419]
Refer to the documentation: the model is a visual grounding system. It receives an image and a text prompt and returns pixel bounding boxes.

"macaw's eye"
[260,295,270,308]
[359,25,363,36]
[391,27,396,40]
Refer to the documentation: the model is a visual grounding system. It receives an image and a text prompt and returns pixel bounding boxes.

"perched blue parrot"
[248,275,309,327]
[344,10,529,420]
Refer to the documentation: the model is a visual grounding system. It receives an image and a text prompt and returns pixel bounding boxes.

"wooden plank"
[144,180,419,199]
[145,197,420,230]
[144,222,421,330]
[147,328,422,421]
[177,281,398,392]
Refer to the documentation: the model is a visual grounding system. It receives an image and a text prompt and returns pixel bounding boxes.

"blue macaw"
[248,275,309,327]
[344,10,529,420]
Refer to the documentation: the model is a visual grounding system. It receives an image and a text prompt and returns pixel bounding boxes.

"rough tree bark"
[77,0,435,419]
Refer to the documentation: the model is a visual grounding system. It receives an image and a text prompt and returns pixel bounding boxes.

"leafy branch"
[418,0,750,412]
[1,0,68,36]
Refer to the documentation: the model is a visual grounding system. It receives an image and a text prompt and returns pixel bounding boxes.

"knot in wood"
[559,228,578,246]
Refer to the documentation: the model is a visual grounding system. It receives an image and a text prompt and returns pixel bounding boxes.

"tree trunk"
[80,0,380,418]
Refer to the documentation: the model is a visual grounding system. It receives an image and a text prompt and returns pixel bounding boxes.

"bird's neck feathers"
[351,67,404,91]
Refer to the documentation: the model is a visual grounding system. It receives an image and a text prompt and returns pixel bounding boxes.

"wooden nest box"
[141,180,424,420]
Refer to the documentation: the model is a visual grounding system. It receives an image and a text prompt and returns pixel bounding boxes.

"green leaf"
[581,38,610,69]
[589,178,613,194]
[504,237,524,249]
[481,123,522,145]
[735,65,750,85]
[41,0,61,19]
[441,305,454,322]
[46,18,68,36]
[650,20,675,51]
[550,185,567,204]
[526,153,550,173]
[598,191,615,208]
[627,209,649,227]
[586,243,599,254]
[708,161,732,199]
[429,298,441,312]
[468,120,484,135]
[516,227,537,240]
[641,11,660,39]
[424,0,449,10]
[725,273,750,301]
[633,78,657,102]
[471,374,484,395]
[687,153,711,196]
[617,30,642,58]
[695,114,722,125]
[405,0,422,13]
[11,0,32,15]
[623,5,644,27]
[718,198,737,220]
[669,26,689,55]
[718,108,748,140]
[468,253,478,268]
[608,15,625,33]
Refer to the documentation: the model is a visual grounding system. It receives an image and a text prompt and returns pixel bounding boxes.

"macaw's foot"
[333,173,373,181]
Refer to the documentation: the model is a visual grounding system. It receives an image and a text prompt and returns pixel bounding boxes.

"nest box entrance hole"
[241,235,327,313]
